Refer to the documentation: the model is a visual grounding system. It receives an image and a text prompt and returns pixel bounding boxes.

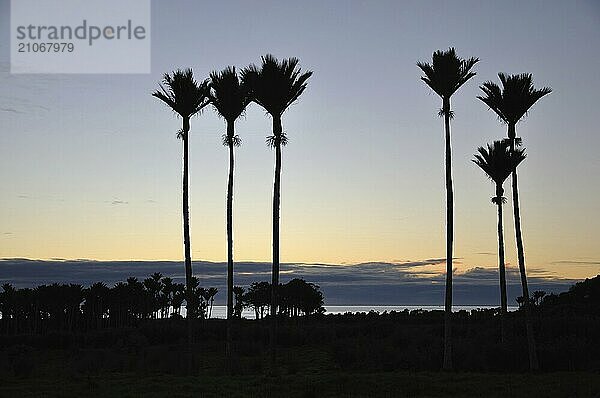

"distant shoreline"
[183,304,521,319]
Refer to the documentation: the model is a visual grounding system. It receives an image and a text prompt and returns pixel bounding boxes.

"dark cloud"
[363,258,461,268]
[0,94,51,113]
[0,107,23,114]
[0,258,579,307]
[550,260,600,266]
[16,194,64,202]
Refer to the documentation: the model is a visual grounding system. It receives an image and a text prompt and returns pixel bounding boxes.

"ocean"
[188,305,519,319]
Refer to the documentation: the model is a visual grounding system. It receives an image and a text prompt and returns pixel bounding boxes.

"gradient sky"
[1,0,599,280]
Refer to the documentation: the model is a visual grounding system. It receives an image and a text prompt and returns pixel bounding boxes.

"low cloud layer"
[550,260,600,266]
[0,258,580,306]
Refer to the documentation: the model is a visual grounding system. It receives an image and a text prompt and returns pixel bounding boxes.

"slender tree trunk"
[182,116,194,374]
[442,97,453,371]
[226,121,235,365]
[496,187,507,344]
[508,123,538,371]
[270,115,283,369]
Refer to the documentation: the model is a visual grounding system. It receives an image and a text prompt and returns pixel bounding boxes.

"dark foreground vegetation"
[0,276,599,397]
[0,275,324,334]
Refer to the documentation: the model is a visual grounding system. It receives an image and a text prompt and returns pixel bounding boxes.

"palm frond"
[438,108,455,119]
[209,66,251,123]
[472,140,526,186]
[241,54,312,117]
[152,68,210,119]
[417,47,479,99]
[222,134,242,147]
[478,73,551,125]
[266,132,289,148]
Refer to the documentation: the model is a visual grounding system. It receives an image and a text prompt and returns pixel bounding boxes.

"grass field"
[1,310,599,397]
[1,344,599,398]
[1,370,599,397]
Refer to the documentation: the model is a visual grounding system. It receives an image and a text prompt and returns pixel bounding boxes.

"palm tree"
[241,55,312,362]
[208,66,251,360]
[232,286,246,318]
[473,140,526,343]
[172,283,186,316]
[417,48,478,370]
[144,273,163,318]
[152,68,210,368]
[478,73,551,370]
[160,277,174,318]
[206,287,218,319]
[84,282,109,330]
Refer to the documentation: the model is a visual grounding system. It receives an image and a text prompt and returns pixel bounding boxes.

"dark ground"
[1,308,599,397]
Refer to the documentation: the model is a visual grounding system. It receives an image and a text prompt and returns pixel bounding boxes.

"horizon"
[0,257,582,306]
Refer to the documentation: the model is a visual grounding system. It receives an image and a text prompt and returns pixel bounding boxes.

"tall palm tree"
[208,66,251,361]
[417,48,478,370]
[473,140,526,343]
[152,68,210,360]
[241,54,312,363]
[478,73,551,370]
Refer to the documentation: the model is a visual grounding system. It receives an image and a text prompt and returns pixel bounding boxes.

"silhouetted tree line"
[0,277,597,378]
[0,275,324,335]
[0,273,216,335]
[235,279,325,319]
[522,276,600,315]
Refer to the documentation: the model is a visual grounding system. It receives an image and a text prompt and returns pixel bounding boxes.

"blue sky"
[1,0,599,282]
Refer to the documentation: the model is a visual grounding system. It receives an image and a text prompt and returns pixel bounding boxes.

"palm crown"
[152,68,210,120]
[417,47,479,100]
[478,73,552,125]
[472,140,526,202]
[241,54,313,118]
[209,66,251,124]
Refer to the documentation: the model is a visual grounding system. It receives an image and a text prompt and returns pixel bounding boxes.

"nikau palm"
[478,73,551,370]
[241,55,312,362]
[473,140,526,343]
[418,48,478,370]
[208,66,250,363]
[152,69,210,358]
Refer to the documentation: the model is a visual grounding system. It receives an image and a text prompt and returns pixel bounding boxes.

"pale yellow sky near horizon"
[2,183,598,281]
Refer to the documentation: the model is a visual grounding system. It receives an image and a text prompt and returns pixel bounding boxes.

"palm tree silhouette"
[205,287,218,319]
[144,272,163,319]
[473,140,526,343]
[232,286,245,318]
[417,48,478,370]
[172,283,185,317]
[152,69,210,369]
[160,277,174,318]
[208,66,251,361]
[478,73,551,370]
[83,282,109,329]
[241,55,312,364]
